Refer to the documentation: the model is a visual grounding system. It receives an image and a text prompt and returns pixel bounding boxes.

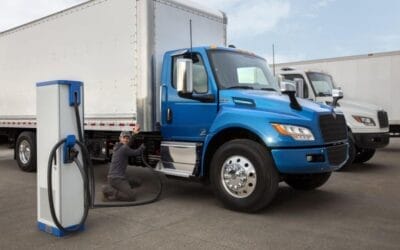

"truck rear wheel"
[284,172,331,190]
[354,148,375,163]
[16,131,37,172]
[210,139,278,212]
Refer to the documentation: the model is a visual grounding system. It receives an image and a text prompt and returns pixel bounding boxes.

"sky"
[0,0,399,63]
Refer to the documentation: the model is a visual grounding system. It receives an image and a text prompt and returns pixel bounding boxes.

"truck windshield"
[208,50,279,91]
[307,72,336,97]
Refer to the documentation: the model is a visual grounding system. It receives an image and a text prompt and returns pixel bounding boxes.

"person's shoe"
[128,178,142,188]
[102,193,117,202]
[102,185,116,196]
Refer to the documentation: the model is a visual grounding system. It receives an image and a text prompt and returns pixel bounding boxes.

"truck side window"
[282,74,309,98]
[172,54,208,94]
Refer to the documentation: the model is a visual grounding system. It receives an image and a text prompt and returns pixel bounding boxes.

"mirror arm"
[282,91,302,111]
[331,96,343,107]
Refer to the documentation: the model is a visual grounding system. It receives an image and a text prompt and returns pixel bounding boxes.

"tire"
[16,131,37,172]
[353,148,375,163]
[284,172,331,190]
[337,131,355,171]
[210,139,279,213]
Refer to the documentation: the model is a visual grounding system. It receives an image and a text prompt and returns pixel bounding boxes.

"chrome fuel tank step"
[156,141,202,178]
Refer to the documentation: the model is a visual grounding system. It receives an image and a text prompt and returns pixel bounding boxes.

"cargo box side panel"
[0,0,138,122]
[153,0,226,123]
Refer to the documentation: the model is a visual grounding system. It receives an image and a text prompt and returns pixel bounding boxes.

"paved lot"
[0,139,399,249]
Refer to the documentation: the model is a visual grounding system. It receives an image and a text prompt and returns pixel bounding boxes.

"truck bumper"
[271,143,348,174]
[353,132,390,149]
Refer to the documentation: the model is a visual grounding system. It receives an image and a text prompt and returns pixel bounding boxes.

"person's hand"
[138,143,146,152]
[133,124,141,134]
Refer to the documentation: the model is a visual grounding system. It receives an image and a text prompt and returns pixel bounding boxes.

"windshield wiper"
[226,86,254,90]
[260,87,277,91]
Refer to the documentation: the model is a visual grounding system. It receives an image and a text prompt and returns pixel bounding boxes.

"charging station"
[36,80,86,237]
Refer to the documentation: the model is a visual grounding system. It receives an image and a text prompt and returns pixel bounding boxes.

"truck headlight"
[272,123,315,141]
[352,115,376,126]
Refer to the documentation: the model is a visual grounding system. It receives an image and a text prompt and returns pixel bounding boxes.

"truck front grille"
[327,144,347,165]
[377,111,389,128]
[319,114,347,143]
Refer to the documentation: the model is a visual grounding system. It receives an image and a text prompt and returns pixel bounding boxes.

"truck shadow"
[379,147,400,153]
[264,186,348,215]
[340,163,391,173]
[91,164,353,214]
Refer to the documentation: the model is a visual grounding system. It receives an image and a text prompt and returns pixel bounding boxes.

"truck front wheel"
[210,139,278,212]
[16,131,37,172]
[354,148,375,163]
[284,172,331,190]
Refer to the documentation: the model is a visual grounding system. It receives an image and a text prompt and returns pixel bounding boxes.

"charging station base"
[37,222,85,237]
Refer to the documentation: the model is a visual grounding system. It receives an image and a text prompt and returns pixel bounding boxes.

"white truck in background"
[277,67,390,168]
[275,50,400,136]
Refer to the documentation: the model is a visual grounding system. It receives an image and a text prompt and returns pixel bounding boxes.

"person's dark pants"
[105,177,136,201]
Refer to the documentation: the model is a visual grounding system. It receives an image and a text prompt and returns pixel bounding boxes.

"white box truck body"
[0,0,226,132]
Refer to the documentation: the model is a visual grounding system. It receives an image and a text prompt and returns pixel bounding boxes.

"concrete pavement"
[0,139,399,249]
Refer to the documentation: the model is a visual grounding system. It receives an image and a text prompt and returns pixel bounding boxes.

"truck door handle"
[167,108,173,123]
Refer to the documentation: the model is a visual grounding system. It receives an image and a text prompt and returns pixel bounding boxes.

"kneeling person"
[102,125,145,201]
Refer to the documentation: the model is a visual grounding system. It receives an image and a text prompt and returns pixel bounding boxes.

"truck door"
[161,52,218,141]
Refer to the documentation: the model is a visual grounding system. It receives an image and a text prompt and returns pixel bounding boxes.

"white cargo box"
[0,0,226,131]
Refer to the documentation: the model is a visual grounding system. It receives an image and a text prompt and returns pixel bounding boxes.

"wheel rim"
[18,140,31,165]
[221,155,257,198]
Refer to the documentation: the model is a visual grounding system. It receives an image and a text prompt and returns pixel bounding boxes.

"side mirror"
[176,58,193,96]
[281,81,302,111]
[293,78,304,98]
[280,81,296,93]
[331,88,344,107]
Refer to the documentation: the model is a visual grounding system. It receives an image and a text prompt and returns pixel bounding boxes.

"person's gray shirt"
[108,143,143,179]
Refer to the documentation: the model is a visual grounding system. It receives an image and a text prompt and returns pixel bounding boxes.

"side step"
[155,141,202,178]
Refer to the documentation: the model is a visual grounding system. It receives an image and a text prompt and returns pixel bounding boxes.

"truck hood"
[315,97,384,114]
[220,90,335,117]
[339,99,384,113]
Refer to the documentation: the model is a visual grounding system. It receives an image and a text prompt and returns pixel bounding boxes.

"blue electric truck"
[0,0,348,211]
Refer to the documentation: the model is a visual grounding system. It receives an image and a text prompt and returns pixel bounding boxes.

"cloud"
[0,0,85,32]
[316,0,335,7]
[228,1,291,38]
[303,0,336,18]
[191,0,291,39]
